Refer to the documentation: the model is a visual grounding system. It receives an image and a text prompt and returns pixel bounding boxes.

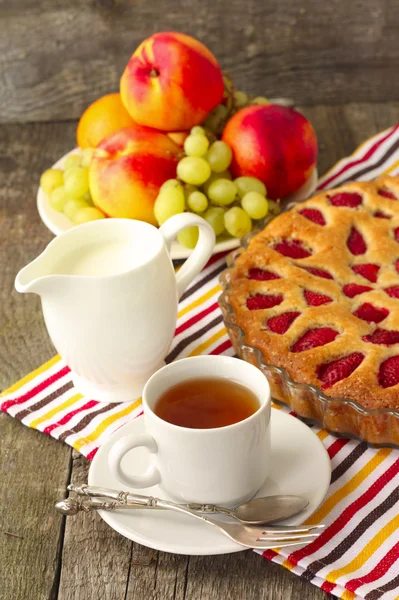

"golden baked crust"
[227,176,399,410]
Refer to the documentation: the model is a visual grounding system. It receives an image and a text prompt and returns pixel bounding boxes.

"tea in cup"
[108,356,271,506]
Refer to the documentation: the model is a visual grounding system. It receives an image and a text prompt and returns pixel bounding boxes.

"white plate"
[88,408,330,555]
[37,148,318,260]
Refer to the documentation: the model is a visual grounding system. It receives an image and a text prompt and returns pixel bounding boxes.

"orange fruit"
[76,93,136,149]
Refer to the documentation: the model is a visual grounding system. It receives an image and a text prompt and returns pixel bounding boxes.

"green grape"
[207,141,233,173]
[64,166,90,198]
[190,126,206,136]
[241,192,268,219]
[204,104,228,134]
[184,134,209,157]
[208,179,237,206]
[224,207,252,237]
[252,96,269,105]
[234,176,266,198]
[222,74,234,114]
[234,90,249,108]
[40,169,64,196]
[202,170,232,196]
[204,128,217,145]
[204,207,226,236]
[177,156,211,186]
[160,178,181,193]
[154,187,185,225]
[267,199,281,215]
[81,148,94,168]
[64,154,82,171]
[183,183,197,199]
[50,186,67,212]
[177,226,199,249]
[74,207,106,225]
[63,198,89,221]
[187,190,208,213]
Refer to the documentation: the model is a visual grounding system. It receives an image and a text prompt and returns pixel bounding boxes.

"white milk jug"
[15,214,215,402]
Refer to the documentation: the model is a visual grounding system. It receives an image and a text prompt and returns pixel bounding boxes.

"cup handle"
[108,433,161,488]
[160,213,215,299]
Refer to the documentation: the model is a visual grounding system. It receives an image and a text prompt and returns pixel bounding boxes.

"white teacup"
[108,356,271,506]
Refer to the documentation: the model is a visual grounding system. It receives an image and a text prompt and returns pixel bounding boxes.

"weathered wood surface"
[1,103,398,599]
[1,0,399,122]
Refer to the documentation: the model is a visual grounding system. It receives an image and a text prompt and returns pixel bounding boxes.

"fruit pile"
[40,31,318,247]
[154,127,280,247]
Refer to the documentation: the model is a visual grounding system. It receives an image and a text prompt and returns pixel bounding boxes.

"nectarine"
[167,131,189,148]
[120,32,224,131]
[222,105,318,199]
[89,125,180,225]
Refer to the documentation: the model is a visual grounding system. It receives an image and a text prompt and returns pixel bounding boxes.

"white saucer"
[88,409,330,555]
[37,148,318,260]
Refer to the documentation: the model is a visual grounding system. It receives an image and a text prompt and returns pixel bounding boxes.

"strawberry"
[363,328,399,346]
[317,352,364,388]
[378,355,399,388]
[352,263,379,283]
[248,268,280,281]
[267,311,301,334]
[328,192,362,208]
[395,259,399,274]
[347,227,367,255]
[343,283,373,298]
[302,267,333,280]
[353,303,389,323]
[304,290,332,306]
[378,188,397,200]
[273,240,312,259]
[246,294,283,310]
[385,286,399,299]
[291,327,338,353]
[394,228,399,243]
[298,208,326,226]
[374,211,391,219]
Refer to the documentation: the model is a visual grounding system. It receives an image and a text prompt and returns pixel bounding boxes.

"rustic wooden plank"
[0,121,78,600]
[300,103,399,176]
[0,416,72,600]
[57,452,133,600]
[0,121,76,389]
[183,552,328,600]
[1,0,399,122]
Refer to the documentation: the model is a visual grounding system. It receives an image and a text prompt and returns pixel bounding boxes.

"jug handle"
[160,213,215,299]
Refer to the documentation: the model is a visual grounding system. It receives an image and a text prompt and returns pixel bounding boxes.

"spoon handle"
[68,484,229,513]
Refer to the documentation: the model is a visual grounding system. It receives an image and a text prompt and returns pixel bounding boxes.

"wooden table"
[1,1,399,597]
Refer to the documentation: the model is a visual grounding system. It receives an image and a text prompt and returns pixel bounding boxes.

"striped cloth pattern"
[2,124,399,599]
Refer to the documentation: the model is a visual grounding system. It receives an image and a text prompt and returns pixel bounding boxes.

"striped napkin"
[2,124,399,600]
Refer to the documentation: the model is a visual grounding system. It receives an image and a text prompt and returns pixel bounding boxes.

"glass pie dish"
[219,239,399,449]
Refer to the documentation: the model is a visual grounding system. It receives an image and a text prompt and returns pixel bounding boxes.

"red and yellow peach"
[120,32,224,132]
[167,130,189,148]
[89,125,180,225]
[222,105,318,199]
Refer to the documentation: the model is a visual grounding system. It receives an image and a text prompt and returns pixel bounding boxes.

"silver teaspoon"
[66,484,308,525]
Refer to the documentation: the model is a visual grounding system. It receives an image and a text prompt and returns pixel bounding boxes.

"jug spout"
[15,252,56,296]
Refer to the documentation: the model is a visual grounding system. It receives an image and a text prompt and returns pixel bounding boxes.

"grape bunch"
[202,73,269,137]
[40,150,105,224]
[154,127,280,248]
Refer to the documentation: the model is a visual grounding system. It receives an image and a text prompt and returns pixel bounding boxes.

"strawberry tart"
[223,176,399,415]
